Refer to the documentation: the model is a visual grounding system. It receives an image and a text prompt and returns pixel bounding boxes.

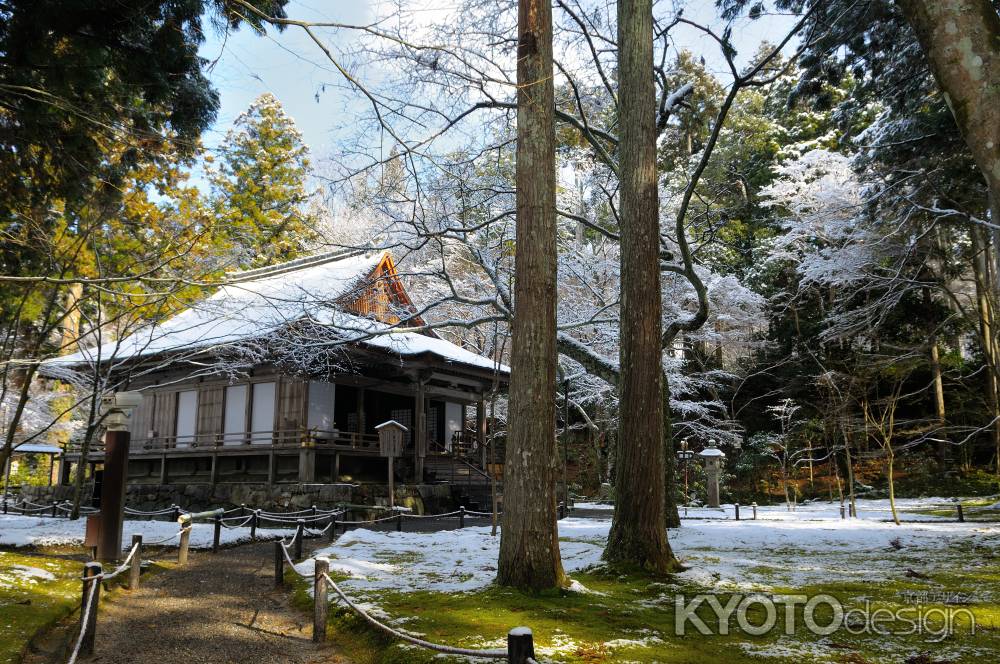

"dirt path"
[25,541,349,664]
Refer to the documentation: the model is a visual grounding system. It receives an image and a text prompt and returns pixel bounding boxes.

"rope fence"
[55,500,555,663]
[0,495,355,522]
[46,491,994,663]
[66,539,143,664]
[272,520,540,662]
[577,499,988,524]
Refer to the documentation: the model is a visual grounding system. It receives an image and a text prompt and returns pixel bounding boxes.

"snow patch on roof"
[374,420,408,431]
[45,251,508,374]
[12,443,61,454]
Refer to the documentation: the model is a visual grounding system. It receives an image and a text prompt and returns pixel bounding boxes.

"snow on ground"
[572,501,614,510]
[9,564,56,580]
[0,514,296,549]
[298,498,1000,598]
[297,517,609,592]
[669,515,997,593]
[675,496,983,521]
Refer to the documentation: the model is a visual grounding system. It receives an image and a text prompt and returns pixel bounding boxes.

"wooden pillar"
[58,455,71,485]
[298,446,316,483]
[158,455,167,485]
[210,453,218,486]
[477,397,487,468]
[98,429,130,562]
[414,382,426,482]
[274,540,284,588]
[313,557,330,642]
[267,450,277,486]
[127,534,142,590]
[507,627,535,663]
[356,386,366,436]
[79,562,102,657]
[333,453,340,482]
[387,455,395,508]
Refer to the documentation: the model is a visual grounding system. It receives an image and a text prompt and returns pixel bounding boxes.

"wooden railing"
[126,429,381,453]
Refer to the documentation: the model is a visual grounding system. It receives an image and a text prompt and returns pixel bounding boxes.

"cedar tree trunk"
[603,0,677,572]
[497,0,566,590]
[896,0,1000,197]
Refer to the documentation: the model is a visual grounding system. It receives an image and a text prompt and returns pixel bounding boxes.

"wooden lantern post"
[375,420,407,509]
[97,392,143,562]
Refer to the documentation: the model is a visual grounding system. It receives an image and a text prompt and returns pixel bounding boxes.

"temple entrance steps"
[422,455,500,513]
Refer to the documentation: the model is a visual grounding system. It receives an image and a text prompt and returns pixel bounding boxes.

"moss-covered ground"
[0,544,175,663]
[289,539,1000,663]
[0,550,82,664]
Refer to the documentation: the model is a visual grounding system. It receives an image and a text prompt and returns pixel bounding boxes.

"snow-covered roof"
[698,447,725,458]
[13,443,61,454]
[46,250,508,375]
[374,420,408,431]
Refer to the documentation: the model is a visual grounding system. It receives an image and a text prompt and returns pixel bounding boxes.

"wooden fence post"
[240,503,247,517]
[177,523,190,565]
[507,627,535,663]
[396,513,403,532]
[459,506,466,529]
[274,540,285,588]
[127,534,142,590]
[328,516,338,542]
[80,562,102,656]
[294,519,305,560]
[839,505,846,519]
[751,502,757,520]
[734,503,740,521]
[171,505,180,522]
[51,503,58,518]
[958,503,965,522]
[250,510,259,540]
[313,557,330,643]
[212,514,222,554]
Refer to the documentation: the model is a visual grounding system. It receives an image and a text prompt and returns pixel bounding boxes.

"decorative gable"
[338,253,427,328]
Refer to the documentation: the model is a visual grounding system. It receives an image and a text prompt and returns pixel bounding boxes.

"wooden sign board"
[84,514,102,547]
[375,420,408,508]
[375,420,407,458]
[380,436,403,457]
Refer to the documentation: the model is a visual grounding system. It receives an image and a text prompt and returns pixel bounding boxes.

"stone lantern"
[698,441,726,508]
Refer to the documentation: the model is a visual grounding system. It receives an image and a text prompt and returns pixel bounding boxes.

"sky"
[197,1,799,170]
[197,2,375,159]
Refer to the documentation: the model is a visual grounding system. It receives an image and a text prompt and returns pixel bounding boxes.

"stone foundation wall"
[19,483,455,514]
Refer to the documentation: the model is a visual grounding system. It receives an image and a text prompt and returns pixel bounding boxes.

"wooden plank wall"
[277,378,307,434]
[197,385,225,441]
[152,391,177,441]
[130,395,155,448]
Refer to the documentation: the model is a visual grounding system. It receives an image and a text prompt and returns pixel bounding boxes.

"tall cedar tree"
[497,0,566,590]
[210,93,317,269]
[604,0,678,572]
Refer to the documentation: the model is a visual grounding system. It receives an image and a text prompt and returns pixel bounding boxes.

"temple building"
[45,250,506,507]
